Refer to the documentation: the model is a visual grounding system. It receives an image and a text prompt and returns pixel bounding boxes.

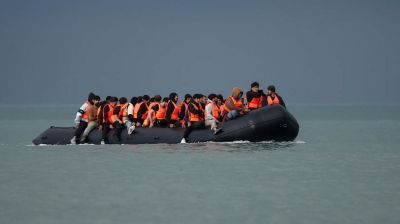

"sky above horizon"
[1,0,399,104]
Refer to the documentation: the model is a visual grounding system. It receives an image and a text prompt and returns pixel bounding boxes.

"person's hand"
[74,124,79,129]
[110,125,114,129]
[98,125,102,131]
[169,124,174,128]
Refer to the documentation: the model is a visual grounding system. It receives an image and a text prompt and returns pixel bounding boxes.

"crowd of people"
[70,82,286,144]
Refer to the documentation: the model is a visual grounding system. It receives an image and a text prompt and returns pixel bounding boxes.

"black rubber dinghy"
[32,105,299,145]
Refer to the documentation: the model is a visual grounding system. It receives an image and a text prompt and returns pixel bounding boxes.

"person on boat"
[134,95,150,127]
[80,95,101,143]
[166,92,181,128]
[126,97,138,135]
[97,96,112,130]
[153,97,169,127]
[180,94,206,143]
[100,96,118,144]
[178,94,192,128]
[108,97,129,142]
[205,94,222,134]
[70,92,97,144]
[266,85,286,108]
[147,95,162,128]
[200,94,207,110]
[222,87,248,121]
[246,82,265,111]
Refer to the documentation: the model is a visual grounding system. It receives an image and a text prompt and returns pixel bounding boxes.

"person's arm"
[178,104,186,119]
[225,98,242,111]
[246,91,254,104]
[113,107,122,123]
[278,95,286,108]
[127,104,134,122]
[137,104,148,120]
[151,104,159,111]
[102,106,110,123]
[165,102,174,123]
[205,103,214,120]
[74,102,88,124]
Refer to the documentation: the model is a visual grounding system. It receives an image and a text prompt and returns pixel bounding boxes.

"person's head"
[251,82,259,93]
[184,94,192,103]
[142,95,150,102]
[106,96,112,103]
[162,97,169,103]
[119,97,127,105]
[267,85,276,96]
[109,96,118,106]
[193,94,202,103]
[231,87,243,100]
[88,92,96,104]
[208,93,218,103]
[93,95,101,105]
[130,97,138,105]
[149,97,155,103]
[217,94,224,103]
[136,96,143,103]
[201,94,206,104]
[154,95,162,102]
[169,92,178,102]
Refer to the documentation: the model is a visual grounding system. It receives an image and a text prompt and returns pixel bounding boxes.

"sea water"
[0,105,399,224]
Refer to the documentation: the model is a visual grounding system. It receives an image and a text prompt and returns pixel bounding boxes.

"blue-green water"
[1,105,399,224]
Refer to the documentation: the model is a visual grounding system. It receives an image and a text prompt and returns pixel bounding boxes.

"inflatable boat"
[32,105,299,145]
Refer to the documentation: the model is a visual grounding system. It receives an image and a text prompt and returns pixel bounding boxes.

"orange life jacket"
[106,104,116,124]
[133,102,149,120]
[247,95,262,109]
[155,103,167,120]
[267,95,280,105]
[109,103,129,123]
[189,103,204,122]
[223,96,243,113]
[169,100,181,121]
[205,102,221,121]
[81,101,90,122]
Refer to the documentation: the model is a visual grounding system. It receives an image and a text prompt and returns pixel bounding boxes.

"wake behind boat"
[32,105,299,145]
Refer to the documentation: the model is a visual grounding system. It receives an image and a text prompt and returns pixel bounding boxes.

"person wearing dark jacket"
[246,82,265,110]
[100,96,118,144]
[178,94,192,128]
[135,95,150,126]
[70,92,97,144]
[266,85,286,108]
[166,92,180,128]
[181,94,205,143]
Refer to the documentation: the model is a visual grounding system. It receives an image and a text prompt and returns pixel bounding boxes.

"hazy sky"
[1,0,399,104]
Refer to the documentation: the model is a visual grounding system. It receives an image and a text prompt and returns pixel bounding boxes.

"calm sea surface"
[0,105,399,224]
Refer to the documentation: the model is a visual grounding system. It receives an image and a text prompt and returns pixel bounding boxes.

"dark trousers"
[183,120,205,139]
[102,122,124,143]
[74,120,88,139]
[156,119,168,127]
[113,122,124,141]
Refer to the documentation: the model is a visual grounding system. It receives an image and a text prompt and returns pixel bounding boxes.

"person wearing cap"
[205,94,222,134]
[166,92,181,128]
[178,94,192,128]
[71,92,98,144]
[266,85,286,108]
[222,87,248,121]
[246,82,265,110]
